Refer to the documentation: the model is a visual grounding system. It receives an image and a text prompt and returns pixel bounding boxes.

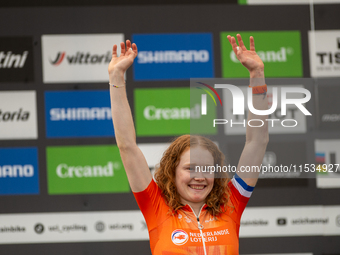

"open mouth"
[188,185,206,190]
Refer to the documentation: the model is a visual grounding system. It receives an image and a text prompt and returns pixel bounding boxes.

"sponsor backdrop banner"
[1,3,340,255]
[221,31,303,78]
[0,210,147,244]
[240,205,340,237]
[132,33,214,81]
[222,85,308,135]
[0,205,338,244]
[138,143,171,175]
[0,37,34,82]
[0,91,38,140]
[308,30,340,78]
[0,147,39,195]
[46,145,129,195]
[315,139,340,189]
[134,87,216,136]
[45,90,114,138]
[41,34,124,83]
[227,141,309,187]
[317,84,340,130]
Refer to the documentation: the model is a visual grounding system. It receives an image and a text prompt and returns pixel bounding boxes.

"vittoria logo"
[50,52,65,66]
[171,229,189,245]
[49,51,111,66]
[41,34,124,83]
[0,108,30,122]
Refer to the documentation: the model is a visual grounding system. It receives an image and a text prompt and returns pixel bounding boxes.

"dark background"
[0,1,339,255]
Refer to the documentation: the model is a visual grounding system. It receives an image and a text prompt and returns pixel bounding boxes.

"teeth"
[190,185,204,190]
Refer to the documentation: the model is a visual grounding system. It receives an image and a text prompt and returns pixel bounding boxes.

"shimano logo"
[0,164,34,178]
[137,50,209,64]
[50,51,111,66]
[50,107,111,121]
[322,114,340,122]
[231,47,292,63]
[0,51,28,68]
[0,108,30,122]
[56,161,120,178]
[143,104,200,120]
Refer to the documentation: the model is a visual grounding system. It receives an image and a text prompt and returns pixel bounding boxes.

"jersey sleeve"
[227,173,254,224]
[133,179,169,232]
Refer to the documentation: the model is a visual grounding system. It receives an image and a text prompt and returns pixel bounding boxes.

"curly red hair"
[154,135,231,217]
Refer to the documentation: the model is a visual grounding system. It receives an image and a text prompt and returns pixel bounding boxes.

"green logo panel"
[47,145,129,195]
[135,87,216,136]
[221,31,303,78]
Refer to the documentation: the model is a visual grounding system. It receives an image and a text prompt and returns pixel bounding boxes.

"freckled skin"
[175,147,215,214]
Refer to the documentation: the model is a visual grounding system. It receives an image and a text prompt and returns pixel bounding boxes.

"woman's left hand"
[227,34,264,74]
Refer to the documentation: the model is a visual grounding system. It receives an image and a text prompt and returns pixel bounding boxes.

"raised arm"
[109,40,152,192]
[227,34,269,187]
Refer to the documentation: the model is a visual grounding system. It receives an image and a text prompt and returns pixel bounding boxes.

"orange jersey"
[133,175,253,255]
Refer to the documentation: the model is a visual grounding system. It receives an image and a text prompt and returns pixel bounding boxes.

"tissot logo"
[309,30,340,77]
[49,51,111,66]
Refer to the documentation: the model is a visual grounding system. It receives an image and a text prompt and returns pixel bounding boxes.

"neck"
[187,203,205,217]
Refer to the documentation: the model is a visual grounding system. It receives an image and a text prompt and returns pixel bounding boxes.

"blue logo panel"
[132,33,214,81]
[0,148,39,195]
[45,91,115,138]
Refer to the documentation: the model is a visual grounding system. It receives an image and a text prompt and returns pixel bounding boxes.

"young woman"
[108,34,269,255]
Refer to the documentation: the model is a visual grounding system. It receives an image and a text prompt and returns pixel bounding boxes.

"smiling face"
[175,146,215,210]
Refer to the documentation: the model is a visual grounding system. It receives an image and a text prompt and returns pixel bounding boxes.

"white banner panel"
[308,30,340,78]
[41,34,124,83]
[0,91,37,140]
[240,205,340,237]
[0,206,339,244]
[0,210,147,244]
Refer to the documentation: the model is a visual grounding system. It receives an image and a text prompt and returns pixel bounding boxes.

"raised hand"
[108,40,138,75]
[227,34,264,74]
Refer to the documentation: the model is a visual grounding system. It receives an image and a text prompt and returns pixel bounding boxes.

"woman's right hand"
[108,40,138,76]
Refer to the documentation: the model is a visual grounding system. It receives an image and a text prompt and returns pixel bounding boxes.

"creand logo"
[230,47,293,63]
[49,51,111,66]
[143,104,200,120]
[197,82,311,128]
[56,161,120,178]
[171,229,189,245]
